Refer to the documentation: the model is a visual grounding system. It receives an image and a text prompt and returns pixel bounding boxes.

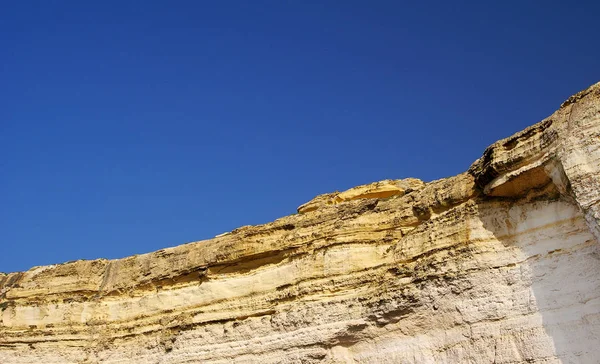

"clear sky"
[1,1,598,273]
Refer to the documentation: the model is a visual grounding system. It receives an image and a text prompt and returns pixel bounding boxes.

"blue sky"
[1,1,598,273]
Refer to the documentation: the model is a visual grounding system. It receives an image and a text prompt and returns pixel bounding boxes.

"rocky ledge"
[1,82,600,363]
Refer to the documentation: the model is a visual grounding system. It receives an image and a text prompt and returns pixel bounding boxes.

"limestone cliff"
[1,82,600,364]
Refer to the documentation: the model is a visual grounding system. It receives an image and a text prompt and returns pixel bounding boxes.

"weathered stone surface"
[297,178,425,214]
[1,82,599,363]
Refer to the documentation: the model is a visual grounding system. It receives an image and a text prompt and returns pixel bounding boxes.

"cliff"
[1,82,599,363]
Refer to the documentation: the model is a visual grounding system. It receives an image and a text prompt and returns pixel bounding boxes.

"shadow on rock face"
[475,196,600,364]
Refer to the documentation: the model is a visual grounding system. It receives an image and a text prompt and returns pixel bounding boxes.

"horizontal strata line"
[0,268,390,340]
[1,310,556,359]
[5,238,397,303]
[0,214,424,299]
[487,215,583,242]
[0,337,88,345]
[398,214,589,265]
[3,235,584,339]
[0,246,563,343]
[3,233,590,341]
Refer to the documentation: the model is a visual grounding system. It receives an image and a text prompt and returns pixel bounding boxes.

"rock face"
[1,83,600,364]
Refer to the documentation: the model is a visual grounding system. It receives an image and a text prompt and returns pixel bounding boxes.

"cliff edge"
[1,82,600,363]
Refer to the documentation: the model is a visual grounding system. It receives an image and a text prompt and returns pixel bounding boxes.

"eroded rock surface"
[297,178,425,214]
[1,82,600,363]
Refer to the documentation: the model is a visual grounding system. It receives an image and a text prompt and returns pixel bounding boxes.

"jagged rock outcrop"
[1,82,599,363]
[297,178,425,214]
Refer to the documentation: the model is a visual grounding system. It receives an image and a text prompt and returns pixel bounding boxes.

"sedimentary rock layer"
[1,82,599,363]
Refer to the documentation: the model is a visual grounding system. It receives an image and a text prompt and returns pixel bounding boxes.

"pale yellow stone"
[1,82,600,364]
[297,178,424,214]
